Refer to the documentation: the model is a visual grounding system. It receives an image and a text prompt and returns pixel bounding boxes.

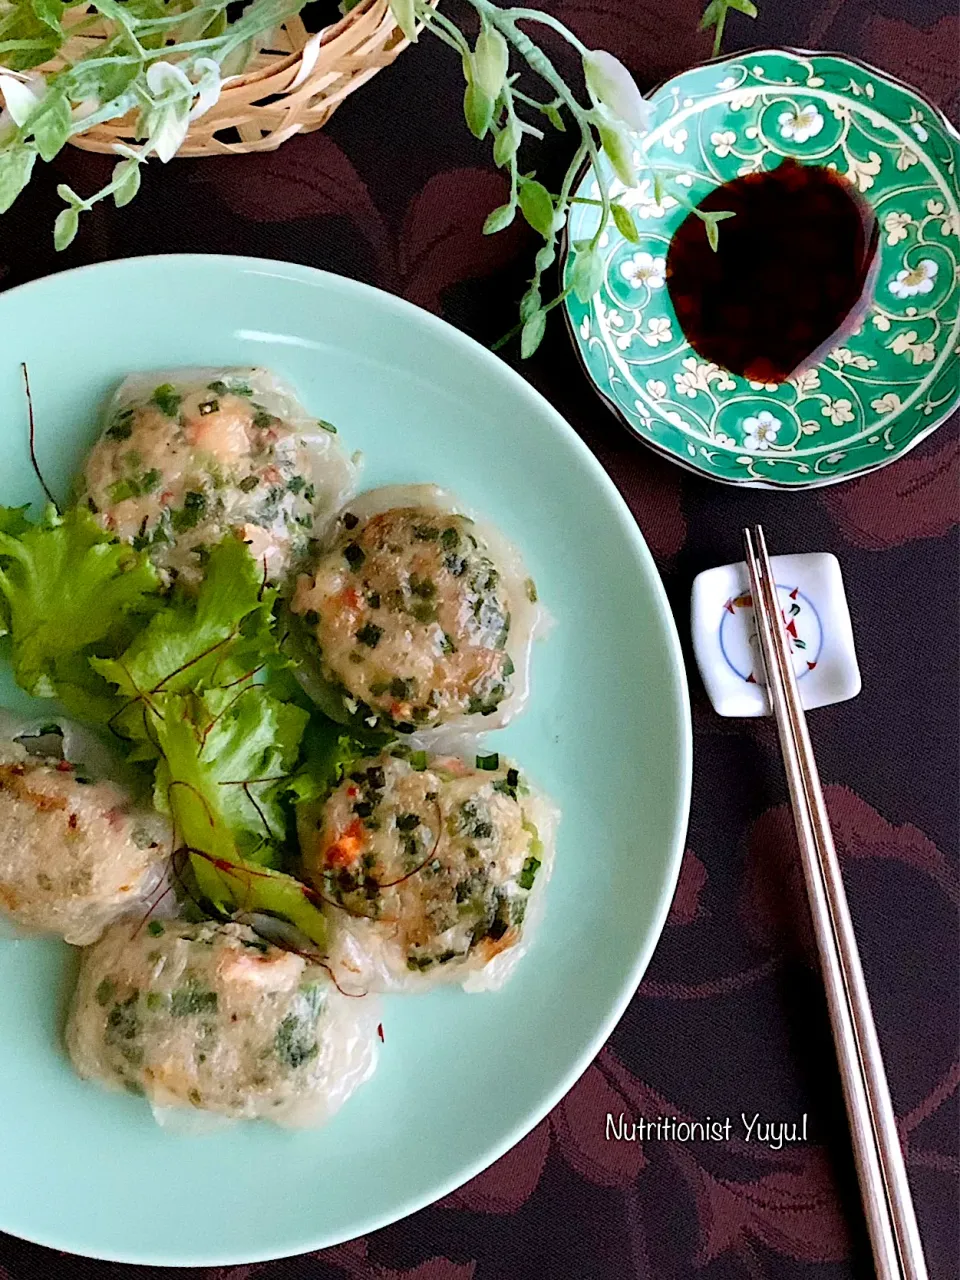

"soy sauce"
[665,159,879,384]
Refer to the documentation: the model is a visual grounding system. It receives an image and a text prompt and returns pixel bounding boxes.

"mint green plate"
[0,256,691,1265]
[564,49,960,487]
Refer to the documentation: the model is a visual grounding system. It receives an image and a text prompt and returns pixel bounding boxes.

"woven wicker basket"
[54,0,423,157]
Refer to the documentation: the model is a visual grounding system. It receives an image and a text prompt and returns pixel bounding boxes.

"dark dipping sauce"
[665,159,880,384]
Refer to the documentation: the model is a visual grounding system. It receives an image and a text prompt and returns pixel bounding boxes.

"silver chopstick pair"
[743,525,928,1280]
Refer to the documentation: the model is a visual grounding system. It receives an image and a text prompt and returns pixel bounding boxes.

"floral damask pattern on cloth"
[0,0,956,1278]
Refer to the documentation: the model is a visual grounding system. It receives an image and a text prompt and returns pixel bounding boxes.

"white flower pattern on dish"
[777,105,824,144]
[710,130,736,158]
[889,259,938,298]
[741,410,780,451]
[620,252,666,290]
[882,211,911,246]
[821,397,855,426]
[641,317,673,346]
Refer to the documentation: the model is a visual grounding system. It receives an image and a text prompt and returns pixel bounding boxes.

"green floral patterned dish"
[563,49,960,487]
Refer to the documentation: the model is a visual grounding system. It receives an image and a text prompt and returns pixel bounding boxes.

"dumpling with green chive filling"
[289,485,545,737]
[298,749,558,993]
[66,919,380,1128]
[77,367,355,588]
[0,724,170,947]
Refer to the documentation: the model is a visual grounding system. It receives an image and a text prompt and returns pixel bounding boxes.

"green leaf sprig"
[393,0,757,355]
[699,0,757,58]
[0,0,306,242]
[0,0,758,351]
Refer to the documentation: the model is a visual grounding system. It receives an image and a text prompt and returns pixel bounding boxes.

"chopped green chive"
[151,384,181,417]
[476,753,499,771]
[105,410,133,441]
[356,622,383,648]
[170,987,218,1017]
[518,855,541,890]
[172,490,207,532]
[344,542,365,568]
[411,602,438,624]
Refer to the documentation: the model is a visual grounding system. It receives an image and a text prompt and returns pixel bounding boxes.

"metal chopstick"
[743,525,928,1280]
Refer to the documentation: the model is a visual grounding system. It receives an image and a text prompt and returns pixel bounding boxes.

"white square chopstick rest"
[691,552,861,717]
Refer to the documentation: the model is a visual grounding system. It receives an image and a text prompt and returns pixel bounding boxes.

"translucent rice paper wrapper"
[106,366,356,537]
[149,984,380,1134]
[0,709,139,787]
[0,711,171,945]
[66,921,380,1130]
[84,367,358,588]
[291,484,550,746]
[322,769,560,995]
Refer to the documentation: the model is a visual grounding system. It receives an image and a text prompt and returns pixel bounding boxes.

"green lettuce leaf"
[91,536,274,703]
[286,712,386,807]
[0,504,159,695]
[151,692,327,946]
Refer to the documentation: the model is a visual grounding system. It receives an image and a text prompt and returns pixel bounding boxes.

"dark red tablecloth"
[1,2,957,1277]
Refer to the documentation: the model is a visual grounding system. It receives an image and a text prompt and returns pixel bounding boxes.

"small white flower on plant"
[144,59,222,163]
[821,397,855,426]
[620,251,666,290]
[889,258,939,298]
[883,211,911,245]
[0,71,45,139]
[778,105,824,144]
[741,410,780,451]
[710,130,736,158]
[189,59,223,120]
[583,50,650,134]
